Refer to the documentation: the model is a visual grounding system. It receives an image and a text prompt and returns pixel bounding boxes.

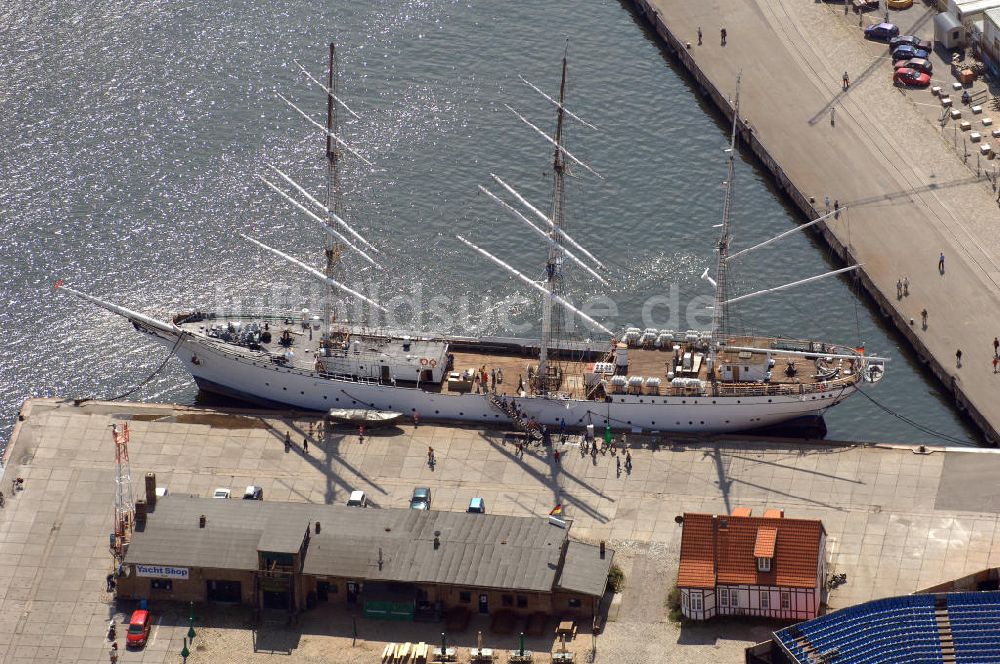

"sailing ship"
[58,47,886,434]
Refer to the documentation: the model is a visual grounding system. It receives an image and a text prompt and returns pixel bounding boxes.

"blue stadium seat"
[773,592,1000,664]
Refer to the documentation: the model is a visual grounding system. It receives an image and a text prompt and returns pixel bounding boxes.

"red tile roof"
[753,527,777,558]
[677,512,824,590]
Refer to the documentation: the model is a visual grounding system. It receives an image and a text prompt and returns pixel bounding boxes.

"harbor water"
[0,0,981,451]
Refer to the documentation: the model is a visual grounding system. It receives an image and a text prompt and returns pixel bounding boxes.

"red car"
[894,68,931,87]
[126,609,152,648]
[894,57,933,75]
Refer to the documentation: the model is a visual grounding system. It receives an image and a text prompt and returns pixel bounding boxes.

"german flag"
[549,504,563,516]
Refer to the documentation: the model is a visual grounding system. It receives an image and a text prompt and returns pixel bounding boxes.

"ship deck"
[176,315,864,401]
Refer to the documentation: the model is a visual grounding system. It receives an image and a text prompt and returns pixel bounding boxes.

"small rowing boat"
[327,408,403,427]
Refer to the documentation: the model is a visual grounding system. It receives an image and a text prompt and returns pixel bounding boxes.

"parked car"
[467,497,486,514]
[894,57,933,75]
[894,68,932,87]
[409,487,431,510]
[347,490,368,507]
[889,35,932,52]
[212,487,231,499]
[864,22,899,41]
[891,45,929,62]
[126,609,152,648]
[243,485,263,500]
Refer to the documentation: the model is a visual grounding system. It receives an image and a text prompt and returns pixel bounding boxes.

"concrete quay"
[628,0,1000,443]
[4,399,1000,662]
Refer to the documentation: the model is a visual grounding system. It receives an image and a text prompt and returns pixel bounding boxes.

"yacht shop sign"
[135,564,189,580]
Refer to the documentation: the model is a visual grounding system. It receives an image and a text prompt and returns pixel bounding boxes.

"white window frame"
[731,591,739,607]
[781,592,790,609]
[760,591,769,609]
[757,556,771,572]
[682,591,689,609]
[719,588,729,607]
[691,594,703,611]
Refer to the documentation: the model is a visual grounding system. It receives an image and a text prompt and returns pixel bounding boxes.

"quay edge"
[626,0,996,446]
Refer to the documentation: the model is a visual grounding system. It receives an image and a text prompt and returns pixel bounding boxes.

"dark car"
[893,57,933,75]
[864,22,899,41]
[126,609,152,648]
[409,487,431,510]
[893,68,932,87]
[891,45,929,62]
[889,35,932,52]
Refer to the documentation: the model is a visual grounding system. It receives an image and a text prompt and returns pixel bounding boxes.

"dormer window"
[753,526,777,572]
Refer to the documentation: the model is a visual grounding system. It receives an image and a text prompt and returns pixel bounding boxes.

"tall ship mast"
[322,42,343,355]
[538,54,569,396]
[709,76,740,372]
[58,53,886,435]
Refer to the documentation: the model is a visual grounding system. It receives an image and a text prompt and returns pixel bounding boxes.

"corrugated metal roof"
[555,542,614,597]
[125,495,589,594]
[125,525,262,570]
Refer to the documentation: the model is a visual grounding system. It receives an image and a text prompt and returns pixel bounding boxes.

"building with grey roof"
[117,494,614,621]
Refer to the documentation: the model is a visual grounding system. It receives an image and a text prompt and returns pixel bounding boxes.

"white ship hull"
[142,323,853,434]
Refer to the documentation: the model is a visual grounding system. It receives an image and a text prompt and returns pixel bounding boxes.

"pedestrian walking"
[616,456,622,477]
[284,431,291,452]
[625,451,633,474]
[413,410,420,427]
[903,276,909,296]
[896,278,903,299]
[993,357,998,374]
[834,199,840,217]
[697,26,703,45]
[106,573,114,592]
[358,424,365,444]
[559,418,566,442]
[842,71,850,90]
[491,368,496,390]
[956,349,963,368]
[554,450,561,464]
[303,437,308,454]
[720,27,727,45]
[427,446,435,466]
[825,195,831,213]
[993,336,998,356]
[830,106,836,126]
[921,308,928,329]
[939,252,945,273]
